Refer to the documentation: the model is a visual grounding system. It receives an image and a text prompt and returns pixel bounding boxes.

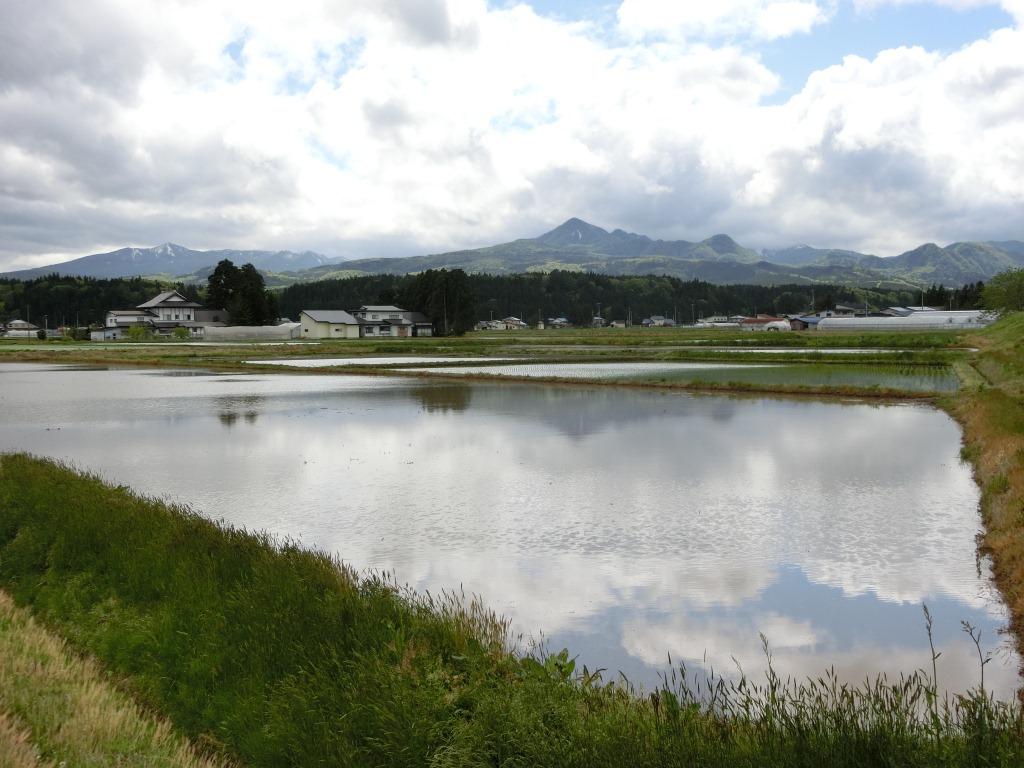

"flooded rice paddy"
[403,361,959,392]
[0,362,1012,695]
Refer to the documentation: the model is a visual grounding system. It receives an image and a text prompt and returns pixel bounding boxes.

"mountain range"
[0,243,342,282]
[4,219,1023,289]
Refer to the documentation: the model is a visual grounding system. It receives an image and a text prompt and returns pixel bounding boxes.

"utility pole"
[691,302,695,325]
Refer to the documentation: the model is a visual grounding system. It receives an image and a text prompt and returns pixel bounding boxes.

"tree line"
[0,275,198,328]
[2,269,997,334]
[278,270,986,328]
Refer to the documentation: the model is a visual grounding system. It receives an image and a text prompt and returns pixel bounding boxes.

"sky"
[1,0,1022,271]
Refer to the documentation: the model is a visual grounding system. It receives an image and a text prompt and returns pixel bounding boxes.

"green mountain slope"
[4,219,1021,288]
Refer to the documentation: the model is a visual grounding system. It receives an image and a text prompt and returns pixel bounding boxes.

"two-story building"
[100,290,218,339]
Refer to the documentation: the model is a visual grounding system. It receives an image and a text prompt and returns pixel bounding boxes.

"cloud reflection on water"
[0,363,1015,696]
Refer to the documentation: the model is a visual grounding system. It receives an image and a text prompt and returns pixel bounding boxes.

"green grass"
[1,453,1023,767]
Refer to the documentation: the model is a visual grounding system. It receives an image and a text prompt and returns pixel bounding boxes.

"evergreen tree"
[206,260,276,325]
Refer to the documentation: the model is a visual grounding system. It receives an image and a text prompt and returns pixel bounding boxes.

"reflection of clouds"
[373,553,778,638]
[623,613,822,671]
[0,369,991,616]
[0,365,1014,695]
[622,613,1020,699]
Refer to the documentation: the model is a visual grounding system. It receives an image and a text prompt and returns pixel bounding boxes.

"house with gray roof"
[299,309,362,339]
[100,289,217,339]
[300,305,433,339]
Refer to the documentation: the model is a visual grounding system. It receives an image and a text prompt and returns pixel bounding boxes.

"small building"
[642,315,676,327]
[299,310,361,339]
[591,316,606,328]
[740,315,786,331]
[787,315,823,331]
[833,303,871,317]
[3,319,39,338]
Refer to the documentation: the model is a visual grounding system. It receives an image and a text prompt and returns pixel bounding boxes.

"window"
[371,314,379,319]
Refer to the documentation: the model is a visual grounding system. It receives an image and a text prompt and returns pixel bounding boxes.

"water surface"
[0,362,1012,696]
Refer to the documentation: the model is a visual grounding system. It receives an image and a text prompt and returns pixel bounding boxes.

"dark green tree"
[207,260,240,311]
[398,269,475,336]
[206,260,277,325]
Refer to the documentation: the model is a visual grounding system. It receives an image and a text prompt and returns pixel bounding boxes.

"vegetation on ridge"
[949,312,1024,662]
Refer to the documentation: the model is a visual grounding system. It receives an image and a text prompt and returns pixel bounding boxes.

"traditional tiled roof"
[137,291,202,309]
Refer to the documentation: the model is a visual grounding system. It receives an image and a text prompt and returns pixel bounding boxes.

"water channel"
[0,362,1016,696]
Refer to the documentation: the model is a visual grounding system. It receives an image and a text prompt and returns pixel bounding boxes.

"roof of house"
[356,305,404,312]
[109,308,155,316]
[301,309,359,324]
[137,291,202,309]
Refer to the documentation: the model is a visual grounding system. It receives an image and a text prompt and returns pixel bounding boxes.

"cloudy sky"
[1,0,1022,270]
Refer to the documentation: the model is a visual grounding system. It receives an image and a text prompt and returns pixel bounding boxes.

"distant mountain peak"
[704,234,739,254]
[536,218,612,246]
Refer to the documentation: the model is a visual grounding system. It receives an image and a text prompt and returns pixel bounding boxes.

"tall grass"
[1,453,1022,766]
[0,591,230,767]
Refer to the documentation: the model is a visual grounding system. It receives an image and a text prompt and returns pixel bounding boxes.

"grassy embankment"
[948,313,1024,660]
[1,454,1023,767]
[0,590,230,767]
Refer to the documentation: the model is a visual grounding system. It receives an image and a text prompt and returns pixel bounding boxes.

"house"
[351,306,433,337]
[299,305,433,339]
[833,303,871,317]
[787,315,824,331]
[642,315,676,327]
[740,314,786,331]
[591,316,606,328]
[3,319,39,338]
[299,310,361,339]
[494,316,528,330]
[547,317,571,328]
[101,290,210,339]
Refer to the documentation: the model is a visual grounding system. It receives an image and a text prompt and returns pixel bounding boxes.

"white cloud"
[0,0,1021,268]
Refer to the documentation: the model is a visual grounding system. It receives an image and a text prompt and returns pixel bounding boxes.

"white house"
[299,309,361,339]
[299,305,433,339]
[350,305,433,338]
[2,319,39,338]
[101,290,211,339]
